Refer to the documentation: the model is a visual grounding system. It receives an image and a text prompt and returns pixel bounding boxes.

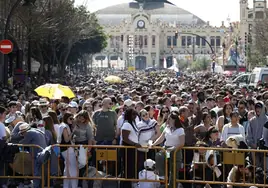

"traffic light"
[175,31,178,39]
[244,32,247,57]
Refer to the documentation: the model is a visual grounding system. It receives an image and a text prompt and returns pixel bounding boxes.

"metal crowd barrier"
[0,144,45,188]
[173,147,268,188]
[4,144,268,188]
[47,144,169,188]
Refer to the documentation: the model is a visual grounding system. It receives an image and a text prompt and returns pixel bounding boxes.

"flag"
[173,57,178,67]
[163,57,167,68]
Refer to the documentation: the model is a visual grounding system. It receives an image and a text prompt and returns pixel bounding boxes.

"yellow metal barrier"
[0,144,45,188]
[48,144,169,187]
[173,147,268,188]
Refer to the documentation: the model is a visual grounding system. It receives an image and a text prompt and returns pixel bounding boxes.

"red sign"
[0,40,13,54]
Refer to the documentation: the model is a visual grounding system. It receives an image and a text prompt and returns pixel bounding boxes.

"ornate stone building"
[94,0,227,69]
[240,0,267,40]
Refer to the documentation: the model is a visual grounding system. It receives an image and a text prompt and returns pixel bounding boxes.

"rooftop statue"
[135,0,174,5]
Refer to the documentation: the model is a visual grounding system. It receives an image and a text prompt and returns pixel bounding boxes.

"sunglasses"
[68,117,74,121]
[162,111,169,113]
[142,113,148,117]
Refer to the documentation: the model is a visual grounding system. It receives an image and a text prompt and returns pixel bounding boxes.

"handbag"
[77,145,87,169]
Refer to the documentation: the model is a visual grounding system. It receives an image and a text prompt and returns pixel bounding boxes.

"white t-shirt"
[138,169,160,188]
[54,124,60,137]
[164,127,185,147]
[220,123,245,142]
[118,115,140,144]
[0,122,7,140]
[121,122,139,143]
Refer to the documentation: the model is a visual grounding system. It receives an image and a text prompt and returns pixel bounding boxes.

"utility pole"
[222,42,226,71]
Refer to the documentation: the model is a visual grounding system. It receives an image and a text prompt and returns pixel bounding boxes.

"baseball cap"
[124,99,134,107]
[144,159,155,169]
[68,101,78,108]
[5,111,23,124]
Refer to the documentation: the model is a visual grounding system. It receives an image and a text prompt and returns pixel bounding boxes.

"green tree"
[67,13,107,66]
[190,57,210,71]
[254,14,268,58]
[17,0,106,79]
[177,59,188,70]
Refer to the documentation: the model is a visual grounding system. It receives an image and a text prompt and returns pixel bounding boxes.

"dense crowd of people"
[0,70,268,188]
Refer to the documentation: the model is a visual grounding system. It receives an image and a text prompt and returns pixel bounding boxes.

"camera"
[257,138,267,150]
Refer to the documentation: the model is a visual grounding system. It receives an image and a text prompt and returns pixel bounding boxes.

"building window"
[116,36,120,48]
[255,11,264,19]
[181,36,186,47]
[152,35,156,47]
[144,35,148,47]
[187,36,192,46]
[139,35,143,48]
[210,36,215,47]
[167,36,172,47]
[216,36,221,47]
[172,36,177,47]
[196,36,200,46]
[127,35,129,45]
[110,36,115,48]
[135,35,139,48]
[202,36,206,47]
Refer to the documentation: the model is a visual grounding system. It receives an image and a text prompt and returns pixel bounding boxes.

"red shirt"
[154,109,159,120]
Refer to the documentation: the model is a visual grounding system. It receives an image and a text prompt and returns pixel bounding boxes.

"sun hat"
[18,123,31,134]
[37,98,49,106]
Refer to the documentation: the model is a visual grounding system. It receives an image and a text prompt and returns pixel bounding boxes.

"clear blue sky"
[75,0,251,26]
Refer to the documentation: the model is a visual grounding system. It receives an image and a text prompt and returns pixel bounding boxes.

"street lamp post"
[235,38,239,74]
[175,31,215,55]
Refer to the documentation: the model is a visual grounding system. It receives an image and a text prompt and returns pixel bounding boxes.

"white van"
[231,73,250,86]
[249,67,268,87]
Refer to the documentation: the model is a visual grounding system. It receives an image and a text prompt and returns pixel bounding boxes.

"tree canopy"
[16,0,107,78]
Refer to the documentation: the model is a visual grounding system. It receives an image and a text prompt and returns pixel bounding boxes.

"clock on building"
[241,0,247,4]
[137,20,145,28]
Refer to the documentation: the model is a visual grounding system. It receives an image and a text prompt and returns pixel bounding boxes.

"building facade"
[239,0,267,68]
[94,0,227,69]
[240,0,267,39]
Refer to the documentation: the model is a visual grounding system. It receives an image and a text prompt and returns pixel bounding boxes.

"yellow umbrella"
[35,84,75,99]
[104,75,123,84]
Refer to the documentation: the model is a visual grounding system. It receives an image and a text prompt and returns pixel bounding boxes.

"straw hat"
[18,123,31,134]
[37,98,49,106]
